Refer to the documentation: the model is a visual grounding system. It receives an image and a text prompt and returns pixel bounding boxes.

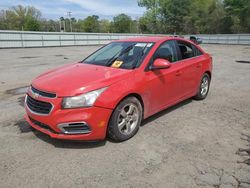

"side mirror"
[151,58,171,70]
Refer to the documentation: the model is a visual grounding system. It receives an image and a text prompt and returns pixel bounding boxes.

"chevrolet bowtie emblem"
[32,92,39,99]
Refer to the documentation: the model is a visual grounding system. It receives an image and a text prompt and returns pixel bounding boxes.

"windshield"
[83,42,154,69]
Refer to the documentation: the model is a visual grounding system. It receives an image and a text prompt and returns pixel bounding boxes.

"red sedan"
[24,37,212,142]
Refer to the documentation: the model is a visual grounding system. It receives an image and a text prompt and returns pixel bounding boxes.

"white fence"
[194,34,250,45]
[0,30,249,48]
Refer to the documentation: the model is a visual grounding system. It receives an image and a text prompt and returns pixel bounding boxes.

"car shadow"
[16,98,193,148]
[141,98,193,126]
[15,119,107,149]
[34,132,107,149]
[101,99,193,144]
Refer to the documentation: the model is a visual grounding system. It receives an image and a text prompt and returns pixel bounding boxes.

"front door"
[145,40,183,115]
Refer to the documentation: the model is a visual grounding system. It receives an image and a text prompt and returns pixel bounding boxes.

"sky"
[0,0,146,20]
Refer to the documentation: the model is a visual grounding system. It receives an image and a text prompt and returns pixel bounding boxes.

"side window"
[153,41,178,63]
[177,41,195,60]
[191,44,203,56]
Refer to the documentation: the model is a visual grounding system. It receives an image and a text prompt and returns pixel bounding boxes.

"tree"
[138,0,160,33]
[206,0,226,33]
[80,15,100,32]
[138,0,240,34]
[24,16,40,31]
[0,5,41,30]
[40,19,59,32]
[138,10,163,34]
[224,0,250,33]
[99,19,111,33]
[0,2,249,34]
[138,0,193,34]
[186,0,227,34]
[130,20,139,33]
[112,14,132,33]
[0,10,8,30]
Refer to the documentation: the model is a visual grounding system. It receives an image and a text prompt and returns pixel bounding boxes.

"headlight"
[62,87,107,109]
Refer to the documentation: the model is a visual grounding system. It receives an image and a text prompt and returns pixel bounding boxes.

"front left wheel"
[108,97,143,142]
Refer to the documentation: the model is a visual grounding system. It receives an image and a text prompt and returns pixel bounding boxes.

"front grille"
[26,95,52,115]
[29,116,56,133]
[31,86,56,98]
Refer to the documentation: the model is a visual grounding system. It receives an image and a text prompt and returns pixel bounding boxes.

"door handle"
[176,70,182,76]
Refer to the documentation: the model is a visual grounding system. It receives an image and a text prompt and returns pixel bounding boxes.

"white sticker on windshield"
[146,43,153,47]
[135,43,147,47]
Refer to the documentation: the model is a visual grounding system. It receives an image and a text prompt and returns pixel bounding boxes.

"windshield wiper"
[105,44,135,67]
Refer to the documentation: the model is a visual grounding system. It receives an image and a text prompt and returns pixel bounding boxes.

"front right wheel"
[194,73,211,100]
[108,97,143,142]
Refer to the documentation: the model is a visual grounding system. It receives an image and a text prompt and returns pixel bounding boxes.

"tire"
[108,97,143,142]
[193,73,210,100]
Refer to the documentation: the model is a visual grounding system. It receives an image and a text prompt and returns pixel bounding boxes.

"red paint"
[25,37,212,140]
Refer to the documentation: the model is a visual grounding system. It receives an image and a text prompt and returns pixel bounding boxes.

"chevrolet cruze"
[24,37,212,142]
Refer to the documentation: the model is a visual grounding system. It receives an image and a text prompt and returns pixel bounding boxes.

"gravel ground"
[0,44,249,188]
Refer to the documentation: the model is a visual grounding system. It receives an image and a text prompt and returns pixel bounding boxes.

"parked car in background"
[24,36,212,142]
[190,36,203,45]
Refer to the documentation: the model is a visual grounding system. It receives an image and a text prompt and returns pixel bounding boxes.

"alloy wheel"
[117,103,139,135]
[201,76,209,96]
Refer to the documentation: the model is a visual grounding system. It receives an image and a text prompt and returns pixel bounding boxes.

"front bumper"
[24,94,113,141]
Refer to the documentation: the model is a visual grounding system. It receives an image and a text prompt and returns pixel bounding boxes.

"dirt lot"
[0,44,249,188]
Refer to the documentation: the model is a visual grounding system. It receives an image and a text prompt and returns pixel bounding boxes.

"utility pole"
[60,17,65,32]
[67,11,73,32]
[59,21,62,32]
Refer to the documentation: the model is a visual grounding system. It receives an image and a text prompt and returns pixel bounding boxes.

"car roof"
[116,36,177,43]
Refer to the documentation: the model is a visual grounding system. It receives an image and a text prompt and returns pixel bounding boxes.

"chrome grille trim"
[58,122,91,134]
[31,86,57,98]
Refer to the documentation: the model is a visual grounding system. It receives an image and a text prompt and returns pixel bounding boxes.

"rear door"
[175,40,203,97]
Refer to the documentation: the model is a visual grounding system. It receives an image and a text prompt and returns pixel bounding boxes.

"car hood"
[32,63,134,97]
